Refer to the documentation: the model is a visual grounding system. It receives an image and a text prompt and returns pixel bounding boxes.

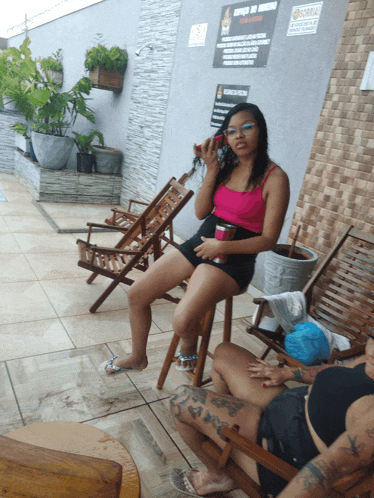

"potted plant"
[9,122,31,156]
[73,129,104,174]
[92,144,122,174]
[85,37,128,92]
[31,76,95,170]
[38,49,63,85]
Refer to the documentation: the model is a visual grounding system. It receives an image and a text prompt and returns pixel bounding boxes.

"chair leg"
[193,306,216,387]
[87,272,99,284]
[223,296,233,342]
[89,273,124,313]
[156,333,180,390]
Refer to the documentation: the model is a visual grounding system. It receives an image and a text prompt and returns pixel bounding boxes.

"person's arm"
[194,166,290,259]
[193,138,221,220]
[247,355,366,386]
[277,404,374,498]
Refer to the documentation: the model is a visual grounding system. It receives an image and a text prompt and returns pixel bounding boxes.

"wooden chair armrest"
[277,352,308,369]
[88,246,145,256]
[128,199,149,211]
[219,427,298,482]
[253,297,268,305]
[86,222,129,231]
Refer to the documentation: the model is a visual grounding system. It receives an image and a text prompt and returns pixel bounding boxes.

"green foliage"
[9,122,27,136]
[40,48,63,72]
[85,44,128,72]
[0,38,95,137]
[73,129,104,153]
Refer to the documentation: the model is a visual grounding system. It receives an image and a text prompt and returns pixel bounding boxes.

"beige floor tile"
[61,309,162,348]
[25,252,87,280]
[0,281,57,325]
[108,333,213,403]
[1,190,34,202]
[41,202,120,217]
[216,292,257,320]
[0,232,22,254]
[3,215,54,233]
[0,362,24,435]
[7,345,145,425]
[0,319,74,361]
[13,232,78,253]
[0,200,44,217]
[41,276,129,317]
[86,404,196,498]
[0,215,10,232]
[0,253,38,283]
[150,302,225,333]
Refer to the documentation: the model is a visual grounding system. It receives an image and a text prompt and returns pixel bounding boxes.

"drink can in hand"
[213,221,237,264]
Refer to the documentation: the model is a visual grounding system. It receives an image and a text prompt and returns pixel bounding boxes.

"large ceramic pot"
[264,244,318,295]
[31,131,74,170]
[92,145,122,174]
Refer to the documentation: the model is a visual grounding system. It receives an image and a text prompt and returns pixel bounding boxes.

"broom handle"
[288,224,301,258]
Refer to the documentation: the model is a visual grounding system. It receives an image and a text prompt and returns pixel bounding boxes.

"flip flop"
[98,356,142,377]
[175,352,198,372]
[170,468,199,496]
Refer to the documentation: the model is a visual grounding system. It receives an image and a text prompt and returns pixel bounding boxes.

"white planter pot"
[31,131,74,170]
[15,134,31,156]
[264,244,318,296]
[92,146,122,174]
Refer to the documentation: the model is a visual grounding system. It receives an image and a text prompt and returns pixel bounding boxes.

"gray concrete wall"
[158,0,349,246]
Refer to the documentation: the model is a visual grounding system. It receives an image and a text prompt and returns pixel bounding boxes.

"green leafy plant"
[9,122,28,137]
[85,43,128,72]
[73,129,104,153]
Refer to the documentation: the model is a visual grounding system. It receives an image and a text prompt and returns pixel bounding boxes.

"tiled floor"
[0,172,271,497]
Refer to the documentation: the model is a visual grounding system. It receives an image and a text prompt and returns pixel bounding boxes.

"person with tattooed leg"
[170,336,374,497]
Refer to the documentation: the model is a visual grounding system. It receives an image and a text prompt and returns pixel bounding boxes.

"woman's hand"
[194,236,222,260]
[247,358,289,387]
[193,137,220,174]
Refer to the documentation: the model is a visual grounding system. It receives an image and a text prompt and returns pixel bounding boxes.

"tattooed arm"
[248,354,366,387]
[277,403,374,497]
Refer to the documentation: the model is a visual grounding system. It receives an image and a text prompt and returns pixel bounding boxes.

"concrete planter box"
[31,131,74,170]
[15,134,31,156]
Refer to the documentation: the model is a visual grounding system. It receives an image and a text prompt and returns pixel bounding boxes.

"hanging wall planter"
[85,43,128,92]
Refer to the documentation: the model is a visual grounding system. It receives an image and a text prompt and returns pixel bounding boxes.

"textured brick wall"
[289,0,374,260]
[120,0,182,207]
[0,110,25,174]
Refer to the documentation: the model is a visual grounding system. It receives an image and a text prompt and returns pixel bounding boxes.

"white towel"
[265,291,351,353]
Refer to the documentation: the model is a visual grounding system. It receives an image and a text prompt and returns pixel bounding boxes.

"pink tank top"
[213,165,278,233]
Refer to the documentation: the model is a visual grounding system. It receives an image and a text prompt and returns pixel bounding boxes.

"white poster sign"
[188,23,208,47]
[287,2,323,36]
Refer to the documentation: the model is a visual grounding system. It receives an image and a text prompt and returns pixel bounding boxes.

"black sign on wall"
[213,1,280,68]
[211,84,250,128]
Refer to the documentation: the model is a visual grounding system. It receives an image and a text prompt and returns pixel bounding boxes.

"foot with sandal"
[171,468,235,496]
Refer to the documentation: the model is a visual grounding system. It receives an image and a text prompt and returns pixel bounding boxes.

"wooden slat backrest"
[306,227,374,345]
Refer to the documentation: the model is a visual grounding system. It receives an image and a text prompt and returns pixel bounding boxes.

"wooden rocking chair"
[77,177,194,313]
[247,225,374,366]
[104,169,194,250]
[202,424,374,498]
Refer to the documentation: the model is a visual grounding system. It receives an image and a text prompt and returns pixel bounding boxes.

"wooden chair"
[1,421,139,498]
[77,177,194,313]
[247,225,374,365]
[202,424,374,498]
[157,287,247,389]
[104,169,194,250]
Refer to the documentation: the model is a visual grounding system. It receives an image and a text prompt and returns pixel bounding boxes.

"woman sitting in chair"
[99,102,289,375]
[169,337,374,497]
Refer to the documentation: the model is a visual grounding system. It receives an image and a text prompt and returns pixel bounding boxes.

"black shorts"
[177,214,257,291]
[257,386,319,496]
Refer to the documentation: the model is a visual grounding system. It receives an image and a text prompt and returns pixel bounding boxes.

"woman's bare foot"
[105,354,148,374]
[186,470,235,495]
[176,340,198,371]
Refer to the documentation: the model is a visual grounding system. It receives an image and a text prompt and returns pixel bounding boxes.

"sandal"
[170,468,199,496]
[175,351,198,372]
[98,356,142,377]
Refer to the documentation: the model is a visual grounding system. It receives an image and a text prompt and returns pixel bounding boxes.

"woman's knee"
[127,279,151,307]
[214,342,242,365]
